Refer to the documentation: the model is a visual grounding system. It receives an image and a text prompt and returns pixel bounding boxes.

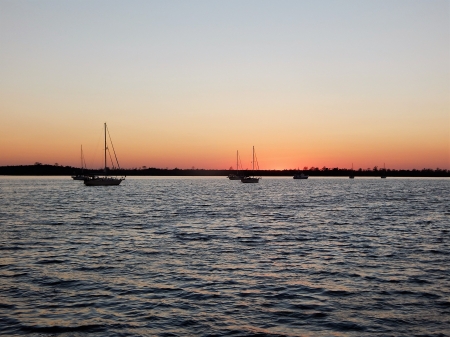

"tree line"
[0,163,448,177]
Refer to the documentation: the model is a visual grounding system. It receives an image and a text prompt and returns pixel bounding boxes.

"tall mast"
[104,123,107,172]
[252,146,254,174]
[236,150,238,174]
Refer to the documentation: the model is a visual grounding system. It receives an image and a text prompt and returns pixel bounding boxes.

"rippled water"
[0,177,449,336]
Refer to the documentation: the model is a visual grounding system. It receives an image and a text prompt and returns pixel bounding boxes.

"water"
[0,177,449,336]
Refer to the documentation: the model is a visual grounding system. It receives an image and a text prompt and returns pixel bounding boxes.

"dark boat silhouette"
[228,150,244,180]
[84,123,125,186]
[241,146,260,183]
[72,145,87,180]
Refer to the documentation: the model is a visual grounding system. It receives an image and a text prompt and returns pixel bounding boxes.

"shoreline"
[1,165,448,178]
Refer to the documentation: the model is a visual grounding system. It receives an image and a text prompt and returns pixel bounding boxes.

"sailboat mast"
[252,146,254,174]
[104,123,107,172]
[236,150,238,174]
[81,145,84,173]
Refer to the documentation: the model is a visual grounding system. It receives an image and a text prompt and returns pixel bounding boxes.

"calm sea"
[0,177,449,337]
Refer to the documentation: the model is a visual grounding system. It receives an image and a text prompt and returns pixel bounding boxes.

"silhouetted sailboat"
[349,163,354,179]
[241,146,260,183]
[72,145,87,180]
[84,123,125,186]
[381,163,387,179]
[228,150,244,180]
[293,167,308,179]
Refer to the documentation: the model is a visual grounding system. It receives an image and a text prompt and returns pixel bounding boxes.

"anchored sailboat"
[72,145,87,180]
[381,163,387,179]
[293,172,308,179]
[349,163,355,179]
[293,166,308,179]
[241,146,260,183]
[84,123,125,186]
[228,150,244,180]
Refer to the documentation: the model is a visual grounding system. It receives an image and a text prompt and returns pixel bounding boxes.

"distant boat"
[84,123,125,186]
[349,163,354,179]
[228,150,244,180]
[241,146,260,183]
[381,163,387,179]
[293,173,308,179]
[72,145,87,180]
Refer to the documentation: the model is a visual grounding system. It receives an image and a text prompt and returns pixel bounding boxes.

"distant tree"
[373,166,378,171]
[54,163,58,166]
[303,166,308,170]
[34,162,42,166]
[142,166,146,169]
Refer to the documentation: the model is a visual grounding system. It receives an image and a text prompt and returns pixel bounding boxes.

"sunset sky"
[1,0,449,170]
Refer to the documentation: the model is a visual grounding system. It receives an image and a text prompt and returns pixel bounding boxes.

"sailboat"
[381,163,387,179]
[84,123,125,186]
[349,163,355,179]
[228,150,244,180]
[293,167,308,179]
[241,146,260,183]
[72,145,87,180]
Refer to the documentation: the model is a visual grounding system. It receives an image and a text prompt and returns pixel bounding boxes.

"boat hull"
[228,175,243,180]
[241,177,259,183]
[72,175,86,180]
[293,175,308,179]
[84,177,123,186]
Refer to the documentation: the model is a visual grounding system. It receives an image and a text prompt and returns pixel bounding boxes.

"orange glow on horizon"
[0,105,449,171]
[0,1,448,172]
[1,129,448,171]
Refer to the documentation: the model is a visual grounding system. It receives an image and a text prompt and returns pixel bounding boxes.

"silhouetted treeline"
[0,164,449,177]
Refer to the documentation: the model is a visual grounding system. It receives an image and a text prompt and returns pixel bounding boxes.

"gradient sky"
[1,0,449,170]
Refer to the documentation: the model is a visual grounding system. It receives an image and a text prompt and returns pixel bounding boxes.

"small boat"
[381,163,387,179]
[349,163,354,179]
[241,146,260,183]
[228,150,244,180]
[72,145,87,180]
[293,173,308,179]
[84,176,124,186]
[84,123,125,186]
[241,177,259,183]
